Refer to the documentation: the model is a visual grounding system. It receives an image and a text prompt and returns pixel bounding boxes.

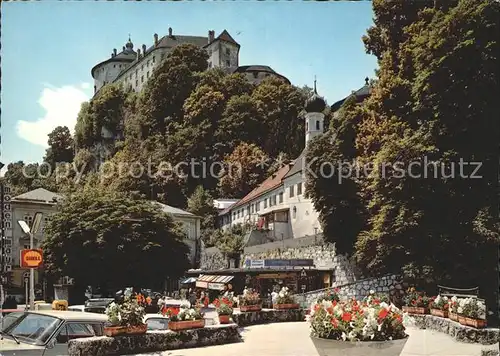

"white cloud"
[16,84,91,147]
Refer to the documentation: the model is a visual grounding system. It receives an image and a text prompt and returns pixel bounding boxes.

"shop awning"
[180,277,197,284]
[195,275,234,290]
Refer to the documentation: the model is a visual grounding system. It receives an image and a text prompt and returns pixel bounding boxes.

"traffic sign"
[300,268,307,278]
[20,249,43,268]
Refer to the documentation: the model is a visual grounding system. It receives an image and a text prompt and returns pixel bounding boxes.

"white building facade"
[218,84,327,244]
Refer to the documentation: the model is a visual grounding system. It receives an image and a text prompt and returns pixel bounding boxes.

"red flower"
[342,312,352,322]
[326,307,334,314]
[378,308,389,319]
[331,318,338,327]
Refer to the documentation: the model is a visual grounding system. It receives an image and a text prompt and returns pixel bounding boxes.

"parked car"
[67,305,85,312]
[144,313,169,331]
[83,298,114,314]
[0,310,108,355]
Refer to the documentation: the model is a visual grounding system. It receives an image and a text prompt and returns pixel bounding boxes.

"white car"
[67,305,85,312]
[144,313,170,331]
[0,310,108,356]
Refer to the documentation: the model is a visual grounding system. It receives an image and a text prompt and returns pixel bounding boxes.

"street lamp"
[18,212,43,310]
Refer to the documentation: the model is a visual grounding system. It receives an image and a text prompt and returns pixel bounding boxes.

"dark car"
[84,298,114,314]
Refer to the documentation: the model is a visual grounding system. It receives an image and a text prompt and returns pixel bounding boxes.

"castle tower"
[304,78,326,146]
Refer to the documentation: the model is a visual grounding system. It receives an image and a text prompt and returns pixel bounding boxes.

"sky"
[0,1,377,174]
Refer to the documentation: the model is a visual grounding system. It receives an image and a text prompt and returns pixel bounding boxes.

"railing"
[437,285,483,300]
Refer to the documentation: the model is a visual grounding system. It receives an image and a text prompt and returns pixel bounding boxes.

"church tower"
[304,79,326,146]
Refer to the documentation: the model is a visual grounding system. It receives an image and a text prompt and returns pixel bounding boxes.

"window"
[255,202,260,211]
[147,71,150,78]
[279,192,284,203]
[24,215,33,226]
[141,76,144,83]
[316,120,320,130]
[135,69,138,77]
[264,199,268,209]
[293,206,297,219]
[246,206,250,215]
[226,48,230,56]
[289,185,295,198]
[153,56,156,63]
[135,80,138,86]
[251,204,254,213]
[147,60,150,67]
[23,244,30,250]
[113,65,116,68]
[226,60,230,67]
[61,323,102,342]
[275,211,289,223]
[141,65,144,71]
[272,195,277,206]
[297,183,302,195]
[253,72,258,79]
[306,121,308,131]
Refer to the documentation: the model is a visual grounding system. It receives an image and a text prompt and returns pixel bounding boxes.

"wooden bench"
[437,285,485,303]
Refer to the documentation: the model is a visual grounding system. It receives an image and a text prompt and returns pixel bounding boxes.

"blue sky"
[1,1,377,171]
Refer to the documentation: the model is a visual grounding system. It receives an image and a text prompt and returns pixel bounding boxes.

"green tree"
[187,186,218,246]
[42,188,190,301]
[44,126,74,167]
[217,142,270,199]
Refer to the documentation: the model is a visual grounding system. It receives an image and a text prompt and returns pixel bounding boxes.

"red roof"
[230,164,291,210]
[216,30,239,47]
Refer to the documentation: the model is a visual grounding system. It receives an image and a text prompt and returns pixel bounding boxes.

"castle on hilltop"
[91,28,289,95]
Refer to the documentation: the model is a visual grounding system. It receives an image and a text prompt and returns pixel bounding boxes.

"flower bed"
[163,303,205,331]
[402,287,430,315]
[213,297,234,324]
[273,287,299,309]
[430,295,449,318]
[104,294,147,336]
[68,324,241,356]
[308,295,408,356]
[239,288,262,312]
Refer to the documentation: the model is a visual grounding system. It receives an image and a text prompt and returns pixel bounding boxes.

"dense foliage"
[305,0,499,320]
[42,188,190,296]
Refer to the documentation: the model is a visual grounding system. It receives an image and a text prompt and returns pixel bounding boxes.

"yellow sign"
[20,249,43,268]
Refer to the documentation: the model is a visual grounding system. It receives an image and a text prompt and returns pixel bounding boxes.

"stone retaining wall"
[68,324,241,356]
[406,314,499,345]
[232,308,306,327]
[298,274,405,307]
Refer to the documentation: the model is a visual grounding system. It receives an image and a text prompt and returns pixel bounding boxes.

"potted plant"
[213,297,234,324]
[317,288,341,303]
[448,296,459,321]
[273,287,299,309]
[459,298,487,328]
[239,288,262,312]
[402,287,430,314]
[430,295,449,318]
[308,297,408,356]
[104,295,147,336]
[166,304,205,331]
[363,290,391,305]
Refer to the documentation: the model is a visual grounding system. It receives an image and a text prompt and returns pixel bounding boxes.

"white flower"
[457,307,463,313]
[369,290,375,295]
[341,332,347,341]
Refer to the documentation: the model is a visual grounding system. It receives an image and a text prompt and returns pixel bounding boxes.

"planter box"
[168,319,205,331]
[449,312,458,321]
[430,309,448,318]
[458,315,468,326]
[273,303,300,310]
[465,317,487,329]
[240,304,262,312]
[126,324,147,335]
[104,326,127,337]
[402,306,428,315]
[219,314,231,324]
[310,336,409,356]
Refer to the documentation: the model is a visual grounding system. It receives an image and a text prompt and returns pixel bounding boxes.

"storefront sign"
[196,281,208,288]
[20,249,43,268]
[208,283,225,291]
[244,259,314,269]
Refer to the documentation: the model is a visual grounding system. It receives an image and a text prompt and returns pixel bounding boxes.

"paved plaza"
[133,321,499,356]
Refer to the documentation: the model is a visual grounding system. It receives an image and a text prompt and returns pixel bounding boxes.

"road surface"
[134,321,498,356]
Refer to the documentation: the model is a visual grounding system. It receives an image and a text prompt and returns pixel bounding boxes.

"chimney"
[154,33,159,46]
[113,48,117,56]
[142,44,146,54]
[168,27,173,37]
[208,30,215,43]
[137,49,141,59]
